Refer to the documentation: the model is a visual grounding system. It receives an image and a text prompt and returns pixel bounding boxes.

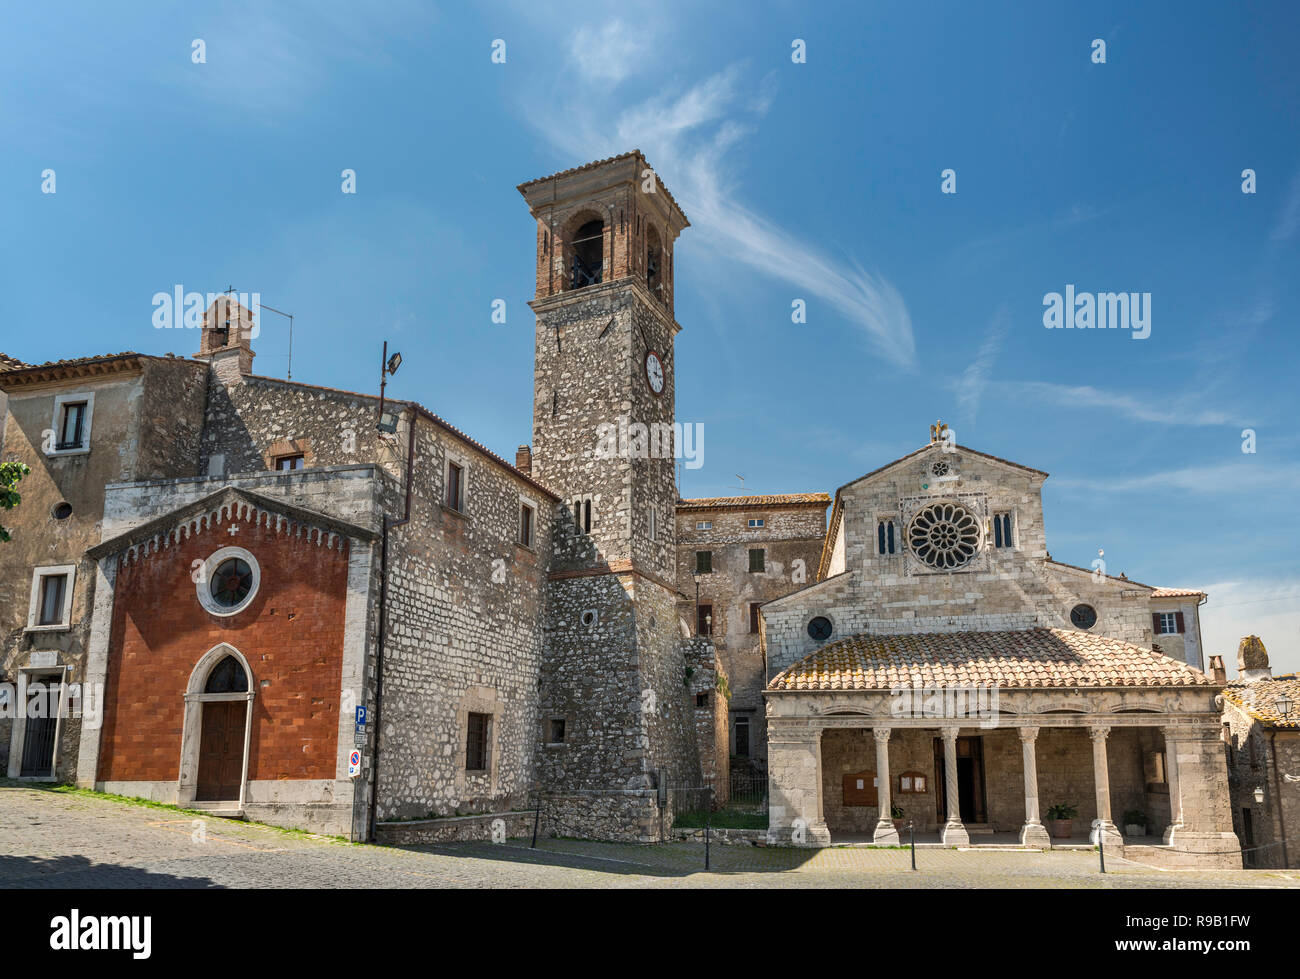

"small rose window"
[211,558,253,608]
[197,547,260,617]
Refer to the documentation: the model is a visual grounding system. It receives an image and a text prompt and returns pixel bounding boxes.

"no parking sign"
[348,749,362,778]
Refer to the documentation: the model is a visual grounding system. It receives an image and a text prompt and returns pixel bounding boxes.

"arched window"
[204,655,249,694]
[645,224,663,297]
[569,218,604,289]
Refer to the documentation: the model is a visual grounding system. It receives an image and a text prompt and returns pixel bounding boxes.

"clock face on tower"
[645,350,665,396]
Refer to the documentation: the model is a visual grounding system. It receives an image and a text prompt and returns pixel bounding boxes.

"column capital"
[872,727,891,744]
[1017,726,1039,744]
[1088,725,1110,743]
[940,726,960,745]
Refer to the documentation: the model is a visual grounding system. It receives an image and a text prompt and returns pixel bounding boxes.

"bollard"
[1098,824,1106,874]
[705,807,711,871]
[909,820,916,871]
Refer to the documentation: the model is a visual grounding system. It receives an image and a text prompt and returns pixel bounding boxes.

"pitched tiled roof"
[1223,675,1300,729]
[768,627,1214,691]
[0,353,26,370]
[1151,587,1206,598]
[677,493,830,511]
[517,150,689,225]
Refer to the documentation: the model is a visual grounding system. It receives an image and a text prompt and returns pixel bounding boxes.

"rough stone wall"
[198,372,401,481]
[675,503,826,766]
[374,413,552,821]
[1223,698,1300,868]
[765,445,1187,682]
[0,359,207,781]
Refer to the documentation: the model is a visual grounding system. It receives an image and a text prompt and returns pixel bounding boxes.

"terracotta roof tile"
[769,627,1214,691]
[1151,587,1206,598]
[1223,675,1300,729]
[0,352,26,370]
[677,493,830,511]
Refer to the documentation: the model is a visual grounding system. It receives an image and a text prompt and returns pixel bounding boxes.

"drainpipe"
[366,406,417,842]
[1270,731,1290,867]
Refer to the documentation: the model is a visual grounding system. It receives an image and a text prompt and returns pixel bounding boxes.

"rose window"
[930,461,950,478]
[907,502,980,570]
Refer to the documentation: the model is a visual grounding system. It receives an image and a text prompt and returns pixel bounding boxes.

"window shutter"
[1175,611,1185,634]
[1151,613,1162,634]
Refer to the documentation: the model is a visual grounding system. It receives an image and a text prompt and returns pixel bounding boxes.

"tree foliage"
[1,461,30,542]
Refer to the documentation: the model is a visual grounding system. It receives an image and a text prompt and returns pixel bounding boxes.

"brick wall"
[96,507,350,784]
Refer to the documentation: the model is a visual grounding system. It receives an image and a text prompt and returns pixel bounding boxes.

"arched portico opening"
[178,644,255,807]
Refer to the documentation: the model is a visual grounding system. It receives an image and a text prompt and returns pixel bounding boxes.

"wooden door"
[197,701,246,801]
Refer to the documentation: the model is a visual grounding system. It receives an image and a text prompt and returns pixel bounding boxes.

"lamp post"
[376,341,403,433]
[693,571,701,634]
[1277,691,1295,720]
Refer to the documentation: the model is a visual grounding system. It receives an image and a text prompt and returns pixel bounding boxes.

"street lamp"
[1254,786,1265,805]
[1277,691,1295,719]
[692,570,701,634]
[376,341,403,432]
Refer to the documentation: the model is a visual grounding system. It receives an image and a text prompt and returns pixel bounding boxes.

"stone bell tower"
[520,152,703,840]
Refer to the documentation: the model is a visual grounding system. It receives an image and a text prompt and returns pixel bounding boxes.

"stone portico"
[765,628,1241,868]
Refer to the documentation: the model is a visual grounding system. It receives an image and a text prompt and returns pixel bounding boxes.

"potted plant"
[1123,809,1148,837]
[891,803,905,833]
[1046,803,1078,839]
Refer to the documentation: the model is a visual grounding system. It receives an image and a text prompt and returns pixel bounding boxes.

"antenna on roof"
[735,474,746,492]
[259,302,296,380]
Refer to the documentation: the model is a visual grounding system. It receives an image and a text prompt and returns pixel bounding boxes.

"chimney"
[194,294,256,382]
[1208,655,1227,684]
[515,444,532,475]
[1236,635,1271,683]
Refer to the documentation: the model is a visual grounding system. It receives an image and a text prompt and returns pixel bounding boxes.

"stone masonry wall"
[676,502,826,767]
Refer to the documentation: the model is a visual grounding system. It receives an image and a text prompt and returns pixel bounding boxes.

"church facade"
[0,153,1242,866]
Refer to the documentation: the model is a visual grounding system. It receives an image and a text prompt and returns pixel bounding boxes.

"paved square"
[2,786,1297,889]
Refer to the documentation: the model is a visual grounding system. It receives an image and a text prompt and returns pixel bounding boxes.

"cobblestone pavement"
[4,786,1299,889]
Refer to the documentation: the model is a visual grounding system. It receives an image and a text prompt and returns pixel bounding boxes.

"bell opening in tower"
[569,219,604,290]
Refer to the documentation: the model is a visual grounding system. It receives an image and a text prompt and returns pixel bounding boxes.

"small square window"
[274,454,304,471]
[695,520,712,530]
[466,712,491,771]
[695,692,709,708]
[446,461,464,511]
[748,548,765,573]
[696,550,712,574]
[748,518,764,529]
[48,393,95,456]
[1158,612,1179,635]
[548,718,566,744]
[27,565,75,631]
[519,503,534,548]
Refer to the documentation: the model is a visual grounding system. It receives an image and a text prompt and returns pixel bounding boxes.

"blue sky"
[2,1,1297,672]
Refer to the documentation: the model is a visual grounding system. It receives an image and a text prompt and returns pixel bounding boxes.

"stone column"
[940,727,969,846]
[766,723,831,846]
[872,727,899,844]
[1018,727,1051,848]
[1089,726,1124,847]
[1161,725,1240,867]
[1162,726,1183,843]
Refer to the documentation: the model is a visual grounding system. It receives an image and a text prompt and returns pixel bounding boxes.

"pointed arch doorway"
[179,644,255,807]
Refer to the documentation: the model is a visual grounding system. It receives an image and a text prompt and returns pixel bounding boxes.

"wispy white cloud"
[569,20,651,84]
[525,58,916,367]
[956,307,1010,422]
[1199,578,1300,676]
[1270,167,1300,242]
[994,381,1234,427]
[1053,460,1296,493]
